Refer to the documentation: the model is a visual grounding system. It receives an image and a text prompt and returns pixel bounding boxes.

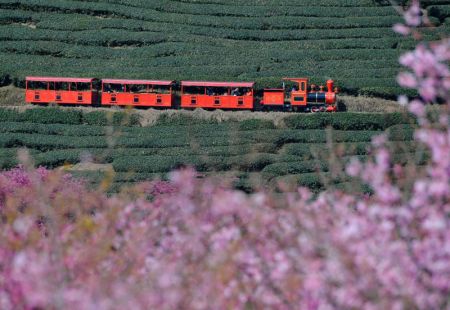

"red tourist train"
[25,76,338,112]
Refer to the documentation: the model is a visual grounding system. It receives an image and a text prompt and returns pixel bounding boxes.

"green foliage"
[238,119,275,131]
[0,0,447,97]
[0,108,140,126]
[283,112,416,131]
[83,111,141,126]
[358,87,418,99]
[0,107,422,191]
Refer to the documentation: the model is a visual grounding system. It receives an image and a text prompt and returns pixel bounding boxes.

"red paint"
[181,81,254,110]
[261,89,285,106]
[25,77,96,105]
[101,79,174,107]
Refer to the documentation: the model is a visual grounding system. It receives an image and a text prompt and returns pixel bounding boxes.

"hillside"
[0,107,421,192]
[0,0,449,98]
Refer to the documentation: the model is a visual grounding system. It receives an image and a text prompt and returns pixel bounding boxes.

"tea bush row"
[111,153,301,173]
[0,109,414,134]
[108,1,400,18]
[274,172,351,191]
[0,108,140,126]
[280,141,417,157]
[0,1,407,30]
[261,151,423,178]
[0,30,415,54]
[283,113,416,130]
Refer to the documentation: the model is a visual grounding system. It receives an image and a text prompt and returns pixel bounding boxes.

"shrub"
[83,111,141,126]
[238,119,275,131]
[283,112,416,131]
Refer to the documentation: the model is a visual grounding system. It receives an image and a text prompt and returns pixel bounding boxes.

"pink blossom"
[393,23,411,36]
[419,78,437,101]
[409,100,426,117]
[404,0,422,27]
[397,72,417,88]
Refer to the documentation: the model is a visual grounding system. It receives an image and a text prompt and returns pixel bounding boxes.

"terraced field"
[0,107,423,193]
[0,0,448,98]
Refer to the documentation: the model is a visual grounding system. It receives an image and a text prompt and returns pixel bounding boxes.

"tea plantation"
[0,108,423,192]
[0,0,448,97]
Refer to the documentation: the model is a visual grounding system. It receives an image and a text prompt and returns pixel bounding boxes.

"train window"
[134,96,139,103]
[69,82,78,91]
[77,83,91,91]
[242,88,252,96]
[34,93,40,100]
[185,87,203,95]
[130,84,146,93]
[77,94,83,101]
[29,81,48,90]
[55,82,70,91]
[238,98,244,105]
[56,94,62,101]
[301,82,305,91]
[156,96,162,104]
[206,87,227,96]
[153,85,170,94]
[191,97,197,105]
[105,84,125,93]
[294,96,304,102]
[214,98,220,105]
[111,96,117,102]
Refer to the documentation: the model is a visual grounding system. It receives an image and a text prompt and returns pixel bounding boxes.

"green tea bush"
[0,0,445,97]
[262,160,330,178]
[156,143,277,157]
[34,149,110,168]
[0,122,105,136]
[273,130,380,147]
[280,142,370,157]
[112,155,205,173]
[358,87,418,99]
[283,113,415,131]
[22,108,82,125]
[238,119,275,131]
[83,111,141,126]
[0,133,109,151]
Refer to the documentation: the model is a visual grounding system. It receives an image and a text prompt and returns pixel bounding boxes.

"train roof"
[26,76,95,83]
[102,79,174,86]
[181,81,255,88]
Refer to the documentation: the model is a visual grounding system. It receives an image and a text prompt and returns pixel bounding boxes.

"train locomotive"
[25,76,338,112]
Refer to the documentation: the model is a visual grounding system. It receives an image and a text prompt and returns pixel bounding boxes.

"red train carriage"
[261,78,337,112]
[181,81,255,110]
[101,79,174,107]
[25,77,97,105]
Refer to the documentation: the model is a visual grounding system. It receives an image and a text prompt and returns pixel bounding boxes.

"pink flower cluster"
[0,1,449,309]
[394,0,450,106]
[393,0,422,36]
[0,149,449,309]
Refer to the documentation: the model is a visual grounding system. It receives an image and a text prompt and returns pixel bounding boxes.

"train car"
[25,76,97,105]
[261,78,337,112]
[101,79,174,107]
[25,76,338,112]
[180,81,255,110]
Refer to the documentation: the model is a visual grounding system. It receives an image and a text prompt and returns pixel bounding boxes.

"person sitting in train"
[231,87,240,96]
[206,87,213,96]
